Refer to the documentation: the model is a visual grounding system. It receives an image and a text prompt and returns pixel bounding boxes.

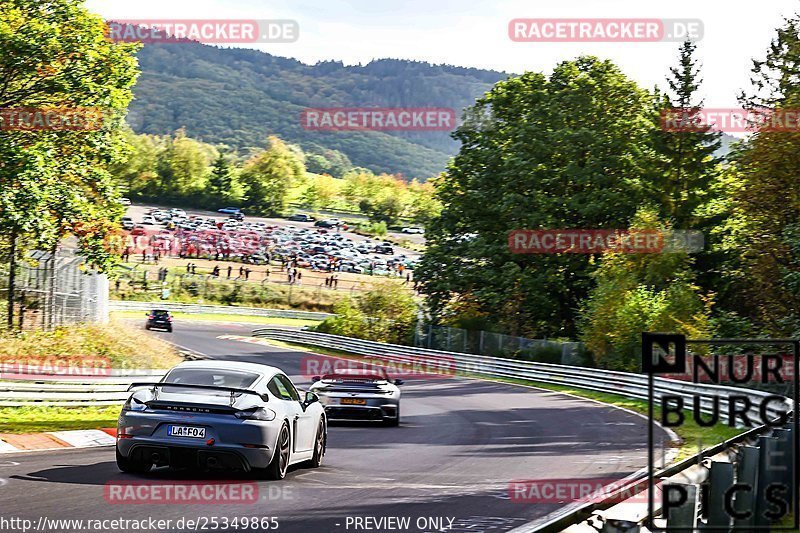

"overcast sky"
[86,0,799,108]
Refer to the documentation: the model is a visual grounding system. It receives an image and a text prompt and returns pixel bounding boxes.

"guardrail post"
[705,461,734,528]
[733,445,760,530]
[754,436,782,527]
[664,483,698,529]
[772,427,794,509]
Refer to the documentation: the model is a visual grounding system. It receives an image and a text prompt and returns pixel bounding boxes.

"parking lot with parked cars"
[121,205,421,277]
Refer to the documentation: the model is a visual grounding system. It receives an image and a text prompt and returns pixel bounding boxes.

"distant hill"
[715,132,741,159]
[127,42,508,178]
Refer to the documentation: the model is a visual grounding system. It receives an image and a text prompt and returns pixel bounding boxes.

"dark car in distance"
[314,219,342,228]
[289,213,316,222]
[146,309,173,332]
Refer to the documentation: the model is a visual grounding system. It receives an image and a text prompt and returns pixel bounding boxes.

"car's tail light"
[122,396,147,412]
[234,408,276,421]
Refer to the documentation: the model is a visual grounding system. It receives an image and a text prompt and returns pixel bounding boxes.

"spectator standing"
[227,265,232,278]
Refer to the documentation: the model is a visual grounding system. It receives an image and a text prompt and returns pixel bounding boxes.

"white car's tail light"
[235,408,276,421]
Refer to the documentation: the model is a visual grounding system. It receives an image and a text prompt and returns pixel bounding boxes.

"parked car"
[142,215,156,225]
[145,309,173,332]
[289,214,316,222]
[401,227,424,234]
[120,197,131,206]
[218,207,242,215]
[117,360,327,478]
[374,245,394,255]
[121,217,135,230]
[314,219,341,228]
[309,368,402,426]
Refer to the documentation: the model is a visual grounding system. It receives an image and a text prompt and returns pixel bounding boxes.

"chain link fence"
[8,249,109,329]
[413,324,588,365]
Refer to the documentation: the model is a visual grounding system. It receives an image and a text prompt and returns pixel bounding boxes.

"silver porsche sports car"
[116,360,326,479]
[308,367,403,426]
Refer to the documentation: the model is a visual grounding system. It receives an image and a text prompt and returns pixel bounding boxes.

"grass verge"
[0,320,182,369]
[0,405,120,434]
[0,321,183,434]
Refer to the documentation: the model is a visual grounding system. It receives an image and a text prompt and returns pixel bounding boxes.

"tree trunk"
[7,229,16,329]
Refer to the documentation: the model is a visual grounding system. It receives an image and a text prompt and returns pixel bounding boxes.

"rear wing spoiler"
[127,382,269,403]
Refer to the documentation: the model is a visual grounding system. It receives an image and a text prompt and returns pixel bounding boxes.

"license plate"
[340,398,366,405]
[168,425,206,438]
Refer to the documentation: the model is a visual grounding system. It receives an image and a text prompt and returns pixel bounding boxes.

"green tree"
[578,208,714,370]
[301,174,339,209]
[207,152,234,203]
[315,281,417,344]
[651,40,721,229]
[720,15,800,334]
[110,128,159,196]
[240,136,305,215]
[0,0,139,327]
[418,57,658,337]
[157,129,217,198]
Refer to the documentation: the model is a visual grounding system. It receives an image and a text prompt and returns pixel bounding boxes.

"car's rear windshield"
[163,368,261,392]
[151,310,169,316]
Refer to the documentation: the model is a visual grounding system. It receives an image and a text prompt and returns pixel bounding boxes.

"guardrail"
[251,327,795,532]
[0,370,166,406]
[109,301,333,321]
[251,328,791,423]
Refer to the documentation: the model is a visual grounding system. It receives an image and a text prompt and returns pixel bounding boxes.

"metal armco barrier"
[251,327,796,532]
[0,370,166,406]
[109,300,333,321]
[251,328,792,424]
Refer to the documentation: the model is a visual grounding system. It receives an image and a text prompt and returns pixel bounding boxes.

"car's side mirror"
[394,378,404,385]
[302,391,319,409]
[311,376,321,383]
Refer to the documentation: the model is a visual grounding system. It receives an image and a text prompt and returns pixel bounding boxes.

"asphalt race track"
[0,321,666,533]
